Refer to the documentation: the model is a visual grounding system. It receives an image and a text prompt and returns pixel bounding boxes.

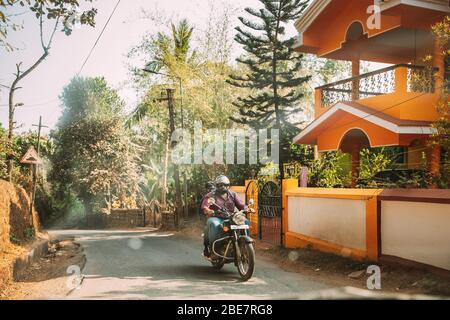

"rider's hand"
[204,208,214,217]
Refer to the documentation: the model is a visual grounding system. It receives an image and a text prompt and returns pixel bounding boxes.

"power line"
[0,98,58,108]
[1,1,122,108]
[0,1,121,115]
[77,0,121,76]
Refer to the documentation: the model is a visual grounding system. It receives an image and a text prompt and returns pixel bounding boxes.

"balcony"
[316,64,438,109]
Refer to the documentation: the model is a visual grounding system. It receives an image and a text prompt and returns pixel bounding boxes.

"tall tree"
[142,19,197,75]
[51,77,143,215]
[430,16,450,187]
[227,0,311,177]
[5,0,97,180]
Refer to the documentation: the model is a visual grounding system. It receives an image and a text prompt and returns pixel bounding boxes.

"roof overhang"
[380,0,450,13]
[294,102,435,146]
[295,0,450,34]
[293,0,449,60]
[294,0,331,33]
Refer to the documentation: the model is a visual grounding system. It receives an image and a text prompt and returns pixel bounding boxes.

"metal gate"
[258,181,282,245]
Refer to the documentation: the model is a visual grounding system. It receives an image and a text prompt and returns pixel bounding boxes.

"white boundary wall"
[288,196,367,251]
[381,200,450,271]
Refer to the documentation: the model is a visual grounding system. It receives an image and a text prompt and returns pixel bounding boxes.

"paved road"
[49,229,333,300]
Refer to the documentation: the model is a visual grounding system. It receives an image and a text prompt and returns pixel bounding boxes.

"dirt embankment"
[2,238,86,300]
[0,179,43,294]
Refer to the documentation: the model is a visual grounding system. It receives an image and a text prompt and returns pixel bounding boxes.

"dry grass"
[0,179,42,296]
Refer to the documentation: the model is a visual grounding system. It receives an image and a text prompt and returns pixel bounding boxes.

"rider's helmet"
[205,181,215,193]
[215,175,231,194]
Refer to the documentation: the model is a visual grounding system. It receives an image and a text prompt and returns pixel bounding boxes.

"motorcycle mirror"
[248,199,254,206]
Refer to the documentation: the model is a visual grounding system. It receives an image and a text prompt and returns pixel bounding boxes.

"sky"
[0,0,266,134]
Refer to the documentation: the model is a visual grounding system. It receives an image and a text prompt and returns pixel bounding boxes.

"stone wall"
[105,209,145,228]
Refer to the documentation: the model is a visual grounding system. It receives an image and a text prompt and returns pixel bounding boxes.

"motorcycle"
[204,198,256,281]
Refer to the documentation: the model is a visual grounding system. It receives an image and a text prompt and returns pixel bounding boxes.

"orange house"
[293,0,449,185]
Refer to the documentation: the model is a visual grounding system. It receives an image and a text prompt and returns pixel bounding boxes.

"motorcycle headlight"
[232,213,247,226]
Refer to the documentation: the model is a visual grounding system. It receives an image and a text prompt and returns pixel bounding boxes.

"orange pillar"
[365,195,379,261]
[282,179,299,247]
[352,59,360,100]
[351,145,360,188]
[429,145,441,179]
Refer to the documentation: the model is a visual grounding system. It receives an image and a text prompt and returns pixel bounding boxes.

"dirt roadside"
[0,237,86,300]
[179,218,450,298]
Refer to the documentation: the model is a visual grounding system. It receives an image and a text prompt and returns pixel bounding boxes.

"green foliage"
[171,19,195,63]
[0,122,8,178]
[308,152,351,188]
[435,156,450,189]
[358,148,393,181]
[290,143,315,164]
[430,16,449,188]
[50,77,143,215]
[9,234,20,244]
[44,190,86,228]
[0,124,52,185]
[227,0,311,165]
[1,0,97,51]
[25,227,35,240]
[128,16,253,210]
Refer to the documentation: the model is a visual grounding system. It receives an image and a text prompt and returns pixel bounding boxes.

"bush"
[308,151,351,188]
[42,190,86,228]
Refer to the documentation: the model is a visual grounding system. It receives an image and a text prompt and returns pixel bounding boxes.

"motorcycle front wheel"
[237,242,255,281]
[211,259,225,270]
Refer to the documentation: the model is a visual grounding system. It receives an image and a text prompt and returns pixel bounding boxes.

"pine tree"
[228,0,311,174]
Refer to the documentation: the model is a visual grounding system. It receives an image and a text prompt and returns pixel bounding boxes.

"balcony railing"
[316,64,438,108]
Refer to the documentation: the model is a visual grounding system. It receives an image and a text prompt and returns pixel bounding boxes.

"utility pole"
[142,68,188,221]
[159,89,183,227]
[29,116,48,222]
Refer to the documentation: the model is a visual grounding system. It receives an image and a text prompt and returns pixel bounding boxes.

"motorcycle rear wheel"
[237,242,255,281]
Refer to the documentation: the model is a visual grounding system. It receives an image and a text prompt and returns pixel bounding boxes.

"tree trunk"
[7,52,49,180]
[161,133,170,208]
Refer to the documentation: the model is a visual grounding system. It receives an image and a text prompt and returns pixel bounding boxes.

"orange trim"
[282,179,299,247]
[286,188,381,200]
[230,186,246,194]
[285,188,382,262]
[366,196,379,261]
[245,180,259,235]
[285,232,367,261]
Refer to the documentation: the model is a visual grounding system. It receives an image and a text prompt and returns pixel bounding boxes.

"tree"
[50,77,143,215]
[127,13,256,210]
[429,16,450,188]
[0,0,28,51]
[227,0,311,178]
[5,0,97,180]
[139,19,197,77]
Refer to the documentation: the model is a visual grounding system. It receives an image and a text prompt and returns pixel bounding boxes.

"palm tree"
[144,19,196,73]
[172,19,194,63]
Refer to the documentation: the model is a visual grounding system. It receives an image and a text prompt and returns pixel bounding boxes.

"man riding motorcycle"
[201,175,251,258]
